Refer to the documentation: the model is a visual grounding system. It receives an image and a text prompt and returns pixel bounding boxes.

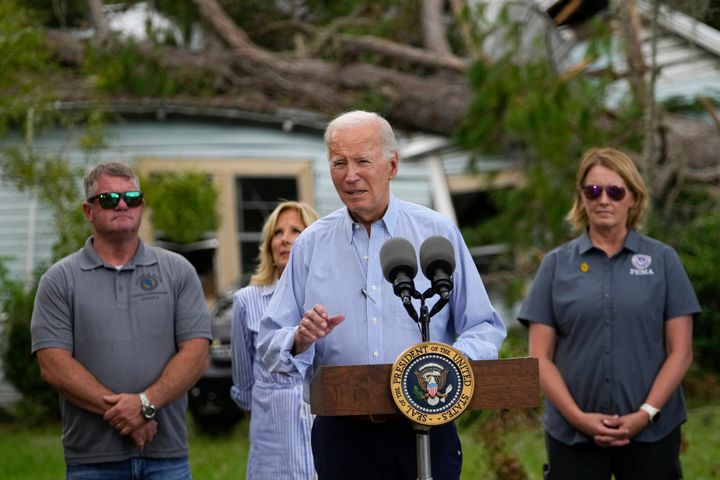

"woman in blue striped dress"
[231,201,319,479]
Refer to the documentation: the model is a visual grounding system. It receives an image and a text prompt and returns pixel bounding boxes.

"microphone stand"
[413,288,447,343]
[409,288,448,480]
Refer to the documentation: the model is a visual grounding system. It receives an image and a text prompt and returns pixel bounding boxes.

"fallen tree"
[37,0,718,199]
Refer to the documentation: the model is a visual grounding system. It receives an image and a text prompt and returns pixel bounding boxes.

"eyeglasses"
[87,191,144,209]
[581,185,626,202]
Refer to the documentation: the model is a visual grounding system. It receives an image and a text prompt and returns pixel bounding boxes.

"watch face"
[143,405,156,419]
[140,393,156,419]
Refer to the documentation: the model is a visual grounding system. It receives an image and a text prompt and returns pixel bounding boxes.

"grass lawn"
[1,403,718,479]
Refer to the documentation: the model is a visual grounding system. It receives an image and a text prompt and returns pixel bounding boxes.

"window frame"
[136,157,314,299]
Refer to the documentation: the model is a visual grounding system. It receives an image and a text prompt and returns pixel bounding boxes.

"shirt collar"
[79,237,155,270]
[383,193,399,236]
[623,229,641,252]
[340,192,397,243]
[578,230,594,254]
[578,228,640,254]
[261,281,276,298]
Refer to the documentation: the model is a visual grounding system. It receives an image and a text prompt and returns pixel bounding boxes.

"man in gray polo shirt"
[31,161,212,479]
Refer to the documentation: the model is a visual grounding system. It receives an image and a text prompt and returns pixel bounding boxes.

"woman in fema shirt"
[519,147,700,480]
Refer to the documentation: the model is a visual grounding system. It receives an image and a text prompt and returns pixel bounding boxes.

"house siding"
[0,117,432,282]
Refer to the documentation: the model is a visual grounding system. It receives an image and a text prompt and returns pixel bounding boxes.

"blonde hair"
[566,147,649,231]
[250,201,319,286]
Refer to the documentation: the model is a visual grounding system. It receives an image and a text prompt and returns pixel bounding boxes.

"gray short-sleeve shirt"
[519,230,700,445]
[31,238,212,464]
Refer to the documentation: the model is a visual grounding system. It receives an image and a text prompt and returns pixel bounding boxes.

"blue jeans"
[66,456,190,480]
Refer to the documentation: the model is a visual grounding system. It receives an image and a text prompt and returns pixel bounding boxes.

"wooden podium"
[310,356,539,416]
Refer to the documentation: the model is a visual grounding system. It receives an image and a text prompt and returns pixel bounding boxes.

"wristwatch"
[139,392,157,421]
[640,402,661,423]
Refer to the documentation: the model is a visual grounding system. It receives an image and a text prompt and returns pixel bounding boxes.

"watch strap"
[640,402,660,422]
[139,392,156,420]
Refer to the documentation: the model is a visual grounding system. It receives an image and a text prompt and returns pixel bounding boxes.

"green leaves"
[0,263,59,423]
[660,212,720,373]
[457,8,720,376]
[0,1,55,136]
[0,1,50,87]
[455,8,639,298]
[84,41,177,97]
[143,171,220,244]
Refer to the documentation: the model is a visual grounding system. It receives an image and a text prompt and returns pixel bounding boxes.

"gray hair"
[324,110,398,161]
[84,162,140,199]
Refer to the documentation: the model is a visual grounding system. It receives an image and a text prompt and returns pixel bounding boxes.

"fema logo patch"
[138,273,160,290]
[390,342,474,426]
[630,254,654,276]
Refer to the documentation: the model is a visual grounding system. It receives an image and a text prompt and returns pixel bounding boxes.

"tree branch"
[337,34,468,72]
[699,96,720,131]
[191,0,276,64]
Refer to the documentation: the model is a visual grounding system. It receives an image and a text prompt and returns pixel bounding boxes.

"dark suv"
[188,280,246,433]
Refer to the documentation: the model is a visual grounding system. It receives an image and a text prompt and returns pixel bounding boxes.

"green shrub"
[142,171,220,244]
[0,262,58,423]
[668,212,720,374]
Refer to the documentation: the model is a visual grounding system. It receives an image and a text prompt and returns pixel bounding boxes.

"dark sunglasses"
[87,191,144,209]
[581,184,626,202]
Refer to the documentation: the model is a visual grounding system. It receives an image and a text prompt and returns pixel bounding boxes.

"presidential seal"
[390,342,474,427]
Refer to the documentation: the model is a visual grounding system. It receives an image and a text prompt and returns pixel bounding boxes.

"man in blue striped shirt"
[258,110,506,480]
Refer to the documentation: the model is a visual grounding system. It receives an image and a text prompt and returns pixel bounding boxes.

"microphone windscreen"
[419,236,456,278]
[380,237,418,282]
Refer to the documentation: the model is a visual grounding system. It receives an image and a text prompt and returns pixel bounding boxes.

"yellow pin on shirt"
[580,262,589,272]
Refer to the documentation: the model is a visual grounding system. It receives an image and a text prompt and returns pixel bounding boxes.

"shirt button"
[372,317,378,324]
[373,351,379,357]
[371,285,376,291]
[363,255,368,261]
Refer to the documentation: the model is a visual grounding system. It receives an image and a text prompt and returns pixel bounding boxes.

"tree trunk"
[421,0,453,54]
[86,0,109,42]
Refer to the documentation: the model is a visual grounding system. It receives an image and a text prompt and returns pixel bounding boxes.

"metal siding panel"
[0,188,56,280]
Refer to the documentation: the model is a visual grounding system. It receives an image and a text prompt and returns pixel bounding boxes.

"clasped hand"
[576,411,650,447]
[102,392,158,450]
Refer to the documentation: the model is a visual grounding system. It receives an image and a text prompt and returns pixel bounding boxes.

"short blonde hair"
[566,147,649,231]
[250,201,319,286]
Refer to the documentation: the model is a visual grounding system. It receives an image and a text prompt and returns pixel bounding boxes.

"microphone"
[420,236,455,300]
[379,237,418,307]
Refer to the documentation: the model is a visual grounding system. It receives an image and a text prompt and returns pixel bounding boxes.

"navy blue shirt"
[519,230,700,444]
